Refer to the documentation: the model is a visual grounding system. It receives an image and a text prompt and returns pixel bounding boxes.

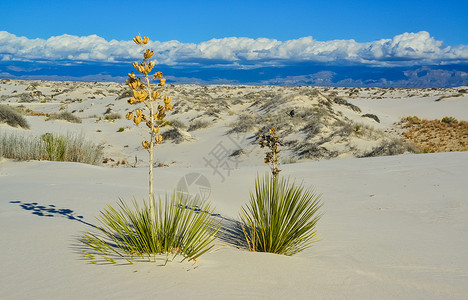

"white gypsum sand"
[0,80,467,299]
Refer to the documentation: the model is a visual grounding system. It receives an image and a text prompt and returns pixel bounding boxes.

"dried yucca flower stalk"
[126,34,173,217]
[259,127,283,179]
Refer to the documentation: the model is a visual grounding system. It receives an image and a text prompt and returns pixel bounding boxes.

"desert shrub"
[166,119,187,130]
[0,104,30,129]
[47,111,82,123]
[240,174,322,255]
[441,116,457,124]
[41,133,67,161]
[228,113,259,134]
[161,128,188,144]
[81,193,220,264]
[0,131,102,165]
[400,118,468,152]
[104,112,122,121]
[400,115,421,125]
[360,138,419,158]
[188,119,210,131]
[0,132,42,160]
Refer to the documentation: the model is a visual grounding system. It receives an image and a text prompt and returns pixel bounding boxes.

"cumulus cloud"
[1,30,467,67]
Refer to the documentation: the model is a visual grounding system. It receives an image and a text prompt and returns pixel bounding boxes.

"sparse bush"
[441,116,457,124]
[47,111,82,123]
[161,128,188,144]
[360,138,419,158]
[166,119,187,130]
[104,112,122,121]
[0,104,30,129]
[188,119,210,131]
[228,113,259,134]
[400,117,468,152]
[117,127,125,132]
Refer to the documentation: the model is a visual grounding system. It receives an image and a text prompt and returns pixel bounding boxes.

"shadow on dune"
[9,200,97,228]
[216,216,249,250]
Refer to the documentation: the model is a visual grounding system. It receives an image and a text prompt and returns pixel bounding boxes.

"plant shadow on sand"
[217,216,249,249]
[9,200,97,228]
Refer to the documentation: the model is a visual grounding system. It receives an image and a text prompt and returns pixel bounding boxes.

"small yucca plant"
[240,127,323,255]
[81,193,220,264]
[240,174,322,255]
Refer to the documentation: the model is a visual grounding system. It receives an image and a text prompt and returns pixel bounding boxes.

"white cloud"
[1,30,467,67]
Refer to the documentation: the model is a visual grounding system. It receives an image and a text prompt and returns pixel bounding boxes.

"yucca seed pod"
[127,98,137,105]
[134,116,142,125]
[132,62,139,70]
[146,121,152,128]
[142,36,149,44]
[128,72,136,79]
[163,96,171,104]
[135,109,143,117]
[133,35,142,45]
[154,72,163,79]
[152,91,160,99]
[142,140,149,149]
[144,49,154,59]
[165,103,173,111]
[125,112,133,120]
[155,135,163,143]
[159,78,166,87]
[153,127,160,134]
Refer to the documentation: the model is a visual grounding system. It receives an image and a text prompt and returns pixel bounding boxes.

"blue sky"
[1,0,467,87]
[2,0,467,44]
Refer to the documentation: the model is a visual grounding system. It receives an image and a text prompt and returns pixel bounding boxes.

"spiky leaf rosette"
[81,192,221,264]
[240,173,323,255]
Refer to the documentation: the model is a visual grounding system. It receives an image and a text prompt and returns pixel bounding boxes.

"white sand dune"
[1,152,467,299]
[1,80,467,299]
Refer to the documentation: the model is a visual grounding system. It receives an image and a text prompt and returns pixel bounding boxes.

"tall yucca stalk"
[240,174,323,255]
[125,34,173,218]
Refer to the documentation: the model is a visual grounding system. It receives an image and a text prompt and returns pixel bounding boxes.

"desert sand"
[1,79,467,299]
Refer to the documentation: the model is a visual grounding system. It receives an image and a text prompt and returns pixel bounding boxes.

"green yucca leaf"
[81,192,220,264]
[240,173,323,255]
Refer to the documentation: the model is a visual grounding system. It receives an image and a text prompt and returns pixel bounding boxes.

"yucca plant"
[81,192,220,264]
[240,174,322,255]
[240,127,323,255]
[81,35,219,265]
[125,34,173,218]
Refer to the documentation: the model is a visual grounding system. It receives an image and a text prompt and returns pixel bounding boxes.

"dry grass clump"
[47,111,82,123]
[228,113,261,134]
[0,132,102,165]
[0,104,30,129]
[104,112,122,121]
[187,119,210,131]
[360,138,420,158]
[399,116,468,152]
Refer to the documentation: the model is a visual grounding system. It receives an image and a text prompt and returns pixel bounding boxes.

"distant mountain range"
[1,61,467,88]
